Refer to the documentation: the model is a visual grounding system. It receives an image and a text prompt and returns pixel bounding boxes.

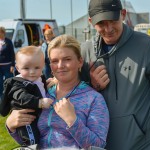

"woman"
[6,35,109,149]
[0,26,15,98]
[41,28,55,79]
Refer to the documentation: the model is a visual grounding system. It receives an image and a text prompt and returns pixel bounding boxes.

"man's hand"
[90,63,110,91]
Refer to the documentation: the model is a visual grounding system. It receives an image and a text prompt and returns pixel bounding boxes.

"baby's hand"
[39,98,53,109]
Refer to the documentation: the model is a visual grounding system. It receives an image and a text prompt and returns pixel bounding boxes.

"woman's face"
[50,47,83,83]
[0,31,5,40]
[44,30,53,42]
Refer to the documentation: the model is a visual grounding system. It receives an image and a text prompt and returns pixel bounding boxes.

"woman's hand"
[54,98,76,127]
[10,66,14,73]
[46,77,58,88]
[6,109,36,132]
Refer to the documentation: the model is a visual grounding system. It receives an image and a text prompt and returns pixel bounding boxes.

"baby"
[0,46,53,146]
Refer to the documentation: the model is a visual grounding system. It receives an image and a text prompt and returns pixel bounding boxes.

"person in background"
[0,26,15,99]
[41,28,55,79]
[6,35,109,149]
[38,39,44,47]
[81,0,150,150]
[0,46,53,146]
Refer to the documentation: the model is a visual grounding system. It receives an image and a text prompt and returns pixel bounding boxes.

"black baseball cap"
[89,0,123,25]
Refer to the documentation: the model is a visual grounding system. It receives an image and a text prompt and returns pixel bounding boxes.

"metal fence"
[59,26,97,43]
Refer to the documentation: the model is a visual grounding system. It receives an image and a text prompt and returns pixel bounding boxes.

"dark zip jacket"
[0,75,47,116]
[81,23,150,150]
[0,37,15,66]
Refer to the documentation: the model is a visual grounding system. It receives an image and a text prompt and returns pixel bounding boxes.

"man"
[81,0,150,150]
[41,29,55,79]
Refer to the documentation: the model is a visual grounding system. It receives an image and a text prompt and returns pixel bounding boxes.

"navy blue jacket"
[0,37,15,66]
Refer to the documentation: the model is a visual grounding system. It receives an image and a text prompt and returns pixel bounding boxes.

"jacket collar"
[94,23,134,58]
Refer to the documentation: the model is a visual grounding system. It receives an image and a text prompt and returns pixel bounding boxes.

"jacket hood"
[95,23,134,58]
[48,81,92,101]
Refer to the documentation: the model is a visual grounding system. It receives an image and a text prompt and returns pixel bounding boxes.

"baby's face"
[16,53,44,82]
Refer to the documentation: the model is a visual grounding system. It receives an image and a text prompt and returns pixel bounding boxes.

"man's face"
[90,9,126,45]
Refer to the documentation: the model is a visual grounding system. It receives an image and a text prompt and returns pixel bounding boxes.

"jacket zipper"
[114,54,118,100]
[47,106,54,148]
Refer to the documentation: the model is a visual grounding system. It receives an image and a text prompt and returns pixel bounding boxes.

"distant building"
[64,14,93,42]
[137,13,150,24]
[122,0,150,27]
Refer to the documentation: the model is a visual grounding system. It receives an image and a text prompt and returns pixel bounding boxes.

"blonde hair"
[48,34,81,60]
[16,46,44,62]
[0,26,6,34]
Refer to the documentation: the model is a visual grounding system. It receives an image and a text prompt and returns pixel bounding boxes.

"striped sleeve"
[66,94,109,149]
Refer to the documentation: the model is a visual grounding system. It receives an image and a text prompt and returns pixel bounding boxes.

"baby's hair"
[16,46,44,61]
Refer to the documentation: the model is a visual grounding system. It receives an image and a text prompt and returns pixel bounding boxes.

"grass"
[0,116,19,150]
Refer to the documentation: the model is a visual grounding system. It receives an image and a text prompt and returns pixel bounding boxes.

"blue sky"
[0,0,150,26]
[129,0,150,13]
